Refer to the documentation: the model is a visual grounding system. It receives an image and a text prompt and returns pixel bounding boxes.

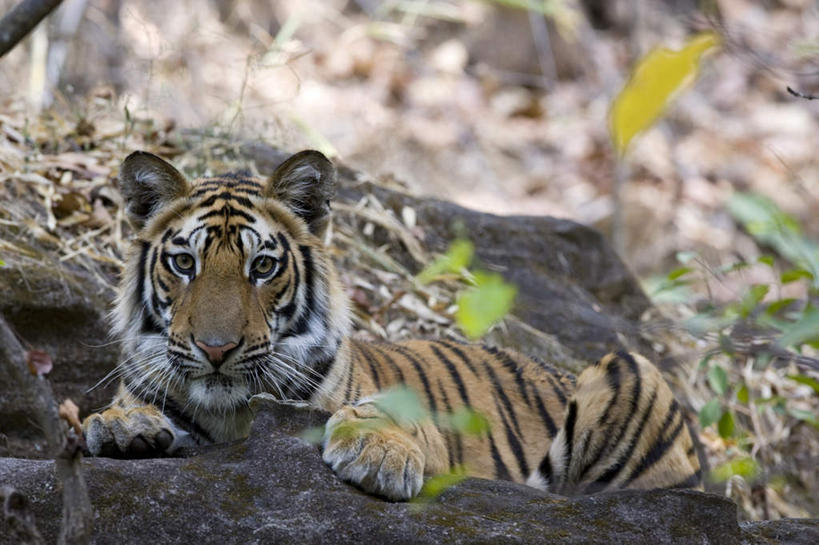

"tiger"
[81,149,702,500]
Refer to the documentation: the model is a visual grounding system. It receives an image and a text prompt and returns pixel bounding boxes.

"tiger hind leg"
[528,351,702,495]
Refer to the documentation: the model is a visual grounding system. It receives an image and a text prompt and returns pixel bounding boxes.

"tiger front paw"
[322,404,425,501]
[82,405,175,458]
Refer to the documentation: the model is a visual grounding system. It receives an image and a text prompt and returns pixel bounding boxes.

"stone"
[1,398,815,544]
[0,262,119,458]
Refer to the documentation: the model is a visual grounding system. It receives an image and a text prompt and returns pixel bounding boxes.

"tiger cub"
[82,150,701,500]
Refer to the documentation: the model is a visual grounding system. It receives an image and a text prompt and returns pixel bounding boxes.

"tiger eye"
[173,253,195,272]
[253,256,275,275]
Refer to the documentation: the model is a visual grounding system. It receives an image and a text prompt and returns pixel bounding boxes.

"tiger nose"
[194,339,239,366]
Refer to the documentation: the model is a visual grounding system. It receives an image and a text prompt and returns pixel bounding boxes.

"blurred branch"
[1,486,45,545]
[0,0,64,58]
[787,86,819,100]
[527,4,556,87]
[0,315,93,544]
[43,0,88,108]
[611,160,628,256]
[0,315,61,453]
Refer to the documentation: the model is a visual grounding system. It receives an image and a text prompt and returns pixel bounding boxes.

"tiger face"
[115,151,350,417]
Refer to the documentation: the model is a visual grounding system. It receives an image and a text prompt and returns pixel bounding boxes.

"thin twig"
[787,86,819,100]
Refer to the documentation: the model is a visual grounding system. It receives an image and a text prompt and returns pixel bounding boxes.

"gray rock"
[1,398,816,545]
[0,263,119,457]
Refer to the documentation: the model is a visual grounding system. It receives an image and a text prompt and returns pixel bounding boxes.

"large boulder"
[1,398,815,545]
[0,261,119,458]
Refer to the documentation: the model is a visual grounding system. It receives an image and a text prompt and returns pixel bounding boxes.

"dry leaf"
[26,350,53,376]
[58,399,82,434]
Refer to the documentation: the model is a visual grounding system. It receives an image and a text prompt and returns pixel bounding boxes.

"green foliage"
[710,457,759,483]
[299,425,325,445]
[417,239,474,284]
[650,199,819,493]
[727,192,819,287]
[609,33,719,156]
[437,407,491,436]
[417,238,517,340]
[788,374,819,395]
[736,384,749,404]
[699,398,722,429]
[788,408,819,428]
[411,466,468,509]
[456,272,517,340]
[776,307,819,349]
[374,385,429,426]
[717,410,735,438]
[707,364,728,396]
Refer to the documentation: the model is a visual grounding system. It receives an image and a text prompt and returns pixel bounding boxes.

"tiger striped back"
[82,149,701,501]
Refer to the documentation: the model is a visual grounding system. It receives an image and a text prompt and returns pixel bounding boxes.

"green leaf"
[0,259,5,267]
[778,307,819,348]
[718,261,749,274]
[709,457,759,483]
[683,313,732,337]
[300,425,325,445]
[707,365,728,396]
[699,398,722,428]
[609,32,719,155]
[455,271,517,339]
[781,269,814,284]
[788,408,819,428]
[413,468,468,504]
[373,386,428,426]
[788,374,819,395]
[676,251,698,264]
[739,284,769,318]
[736,384,749,404]
[417,239,474,284]
[757,255,775,267]
[439,407,491,436]
[766,298,797,316]
[717,410,735,438]
[667,267,693,280]
[727,193,819,285]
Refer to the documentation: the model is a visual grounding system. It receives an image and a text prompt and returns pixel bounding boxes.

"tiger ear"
[265,150,336,237]
[119,151,190,229]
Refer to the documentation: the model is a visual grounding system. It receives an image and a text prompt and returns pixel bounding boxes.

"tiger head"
[115,150,350,413]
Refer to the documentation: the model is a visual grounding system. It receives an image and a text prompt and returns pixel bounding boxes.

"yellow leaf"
[609,32,719,155]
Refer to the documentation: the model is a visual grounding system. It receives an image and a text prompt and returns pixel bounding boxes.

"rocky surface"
[1,397,816,545]
[0,262,119,457]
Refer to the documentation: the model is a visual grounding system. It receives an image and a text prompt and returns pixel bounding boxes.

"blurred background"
[1,0,817,280]
[1,0,818,520]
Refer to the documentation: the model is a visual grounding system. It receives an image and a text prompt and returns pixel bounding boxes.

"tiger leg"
[82,382,184,458]
[529,351,701,495]
[322,396,449,501]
